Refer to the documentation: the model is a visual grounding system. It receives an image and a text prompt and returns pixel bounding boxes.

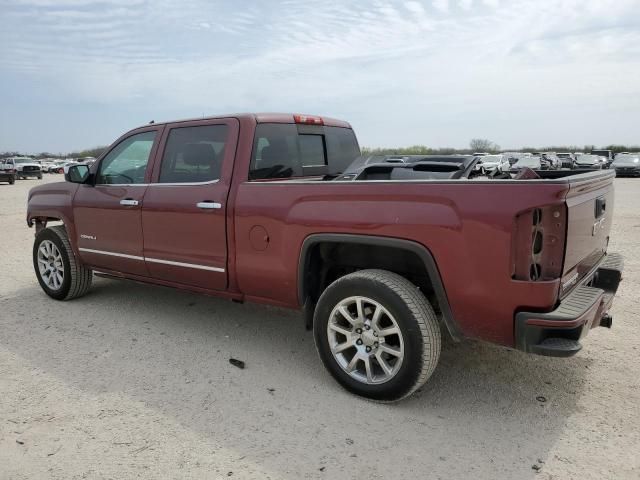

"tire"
[313,269,441,402]
[8,176,15,185]
[33,225,93,300]
[37,174,43,180]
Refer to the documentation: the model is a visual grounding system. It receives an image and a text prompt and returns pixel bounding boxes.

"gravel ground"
[1,175,638,480]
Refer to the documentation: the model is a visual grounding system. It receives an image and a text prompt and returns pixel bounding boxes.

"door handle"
[120,199,139,206]
[197,201,222,209]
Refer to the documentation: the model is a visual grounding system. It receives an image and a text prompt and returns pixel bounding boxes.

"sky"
[1,0,639,153]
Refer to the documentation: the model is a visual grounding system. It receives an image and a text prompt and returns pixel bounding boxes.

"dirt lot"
[1,175,638,479]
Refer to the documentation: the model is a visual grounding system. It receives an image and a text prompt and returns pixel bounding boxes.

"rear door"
[141,118,238,291]
[74,128,161,276]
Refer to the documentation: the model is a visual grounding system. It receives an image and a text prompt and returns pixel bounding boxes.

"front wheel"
[33,225,93,300]
[8,176,15,185]
[313,269,441,402]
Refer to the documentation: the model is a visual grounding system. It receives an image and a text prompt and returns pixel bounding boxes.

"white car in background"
[474,154,510,174]
[6,157,43,180]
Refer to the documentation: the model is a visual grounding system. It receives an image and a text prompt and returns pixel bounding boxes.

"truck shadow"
[3,277,592,479]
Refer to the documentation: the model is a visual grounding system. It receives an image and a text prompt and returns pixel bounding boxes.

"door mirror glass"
[65,164,90,183]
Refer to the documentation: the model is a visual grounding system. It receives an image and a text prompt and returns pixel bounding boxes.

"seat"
[163,143,218,183]
[259,139,290,169]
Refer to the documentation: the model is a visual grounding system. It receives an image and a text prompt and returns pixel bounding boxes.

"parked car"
[473,154,510,174]
[510,156,542,171]
[556,153,576,169]
[6,157,42,179]
[591,149,614,168]
[0,159,17,184]
[575,154,605,169]
[612,153,640,177]
[39,160,59,173]
[27,113,623,402]
[48,160,77,174]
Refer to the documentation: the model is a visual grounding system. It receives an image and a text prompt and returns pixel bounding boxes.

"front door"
[74,128,161,276]
[141,119,238,291]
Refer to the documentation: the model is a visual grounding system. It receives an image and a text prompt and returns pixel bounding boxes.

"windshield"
[576,155,599,163]
[513,157,540,167]
[613,155,640,164]
[14,158,33,164]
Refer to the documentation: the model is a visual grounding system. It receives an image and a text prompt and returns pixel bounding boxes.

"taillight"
[512,205,566,281]
[294,114,323,125]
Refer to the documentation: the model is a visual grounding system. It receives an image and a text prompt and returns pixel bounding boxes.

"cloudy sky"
[1,0,639,153]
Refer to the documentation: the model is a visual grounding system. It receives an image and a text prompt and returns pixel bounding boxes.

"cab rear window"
[249,124,360,180]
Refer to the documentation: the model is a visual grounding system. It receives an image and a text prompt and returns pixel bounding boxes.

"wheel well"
[299,235,461,340]
[302,242,438,312]
[32,217,63,234]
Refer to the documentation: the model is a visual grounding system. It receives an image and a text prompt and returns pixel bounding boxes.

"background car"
[6,157,42,179]
[473,154,510,174]
[612,153,640,177]
[556,152,576,169]
[591,149,614,168]
[510,156,542,171]
[574,154,605,169]
[540,153,561,169]
[0,159,17,184]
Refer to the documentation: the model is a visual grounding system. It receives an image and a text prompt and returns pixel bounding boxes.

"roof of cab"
[143,113,351,129]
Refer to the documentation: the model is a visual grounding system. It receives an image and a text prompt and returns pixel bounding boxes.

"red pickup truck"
[27,113,623,401]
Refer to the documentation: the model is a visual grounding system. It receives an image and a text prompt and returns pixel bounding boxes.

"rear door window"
[158,125,228,184]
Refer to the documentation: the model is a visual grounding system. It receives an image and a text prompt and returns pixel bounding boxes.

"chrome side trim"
[149,179,220,186]
[78,248,225,273]
[78,248,144,261]
[145,257,225,272]
[95,183,149,187]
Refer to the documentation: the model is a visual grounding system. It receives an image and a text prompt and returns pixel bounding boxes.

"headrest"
[182,143,216,166]
[260,139,289,168]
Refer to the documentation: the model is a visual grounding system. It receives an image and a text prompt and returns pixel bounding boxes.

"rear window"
[249,124,360,180]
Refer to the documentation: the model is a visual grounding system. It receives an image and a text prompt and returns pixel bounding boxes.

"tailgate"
[560,171,615,296]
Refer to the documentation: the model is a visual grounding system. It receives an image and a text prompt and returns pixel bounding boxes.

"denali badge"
[80,234,96,240]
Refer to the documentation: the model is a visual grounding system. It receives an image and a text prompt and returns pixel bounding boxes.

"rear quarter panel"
[233,180,570,346]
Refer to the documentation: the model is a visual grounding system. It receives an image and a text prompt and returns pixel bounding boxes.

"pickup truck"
[8,157,43,180]
[26,113,623,401]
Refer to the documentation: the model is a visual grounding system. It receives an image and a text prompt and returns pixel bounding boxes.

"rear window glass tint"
[250,123,360,180]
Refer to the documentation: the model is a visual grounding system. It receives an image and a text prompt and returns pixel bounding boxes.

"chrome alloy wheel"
[37,240,64,291]
[327,296,405,385]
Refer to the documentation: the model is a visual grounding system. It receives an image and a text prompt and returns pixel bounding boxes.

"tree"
[469,138,500,152]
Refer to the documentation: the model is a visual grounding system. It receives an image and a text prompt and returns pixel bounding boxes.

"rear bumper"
[515,253,623,357]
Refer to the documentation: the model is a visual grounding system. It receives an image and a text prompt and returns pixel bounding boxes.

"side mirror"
[65,164,90,183]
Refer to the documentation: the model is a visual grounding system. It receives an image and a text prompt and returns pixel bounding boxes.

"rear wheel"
[313,269,441,402]
[33,226,93,300]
